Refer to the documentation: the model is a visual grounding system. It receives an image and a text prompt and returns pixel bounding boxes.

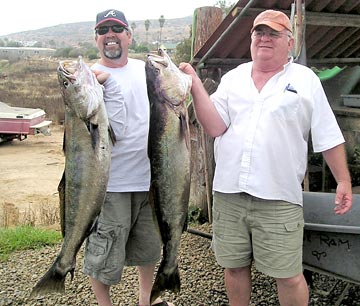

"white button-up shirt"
[211,59,345,205]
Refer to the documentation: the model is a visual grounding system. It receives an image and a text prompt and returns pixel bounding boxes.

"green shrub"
[0,226,61,262]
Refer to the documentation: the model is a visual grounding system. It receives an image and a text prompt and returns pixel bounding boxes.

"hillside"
[0,16,193,48]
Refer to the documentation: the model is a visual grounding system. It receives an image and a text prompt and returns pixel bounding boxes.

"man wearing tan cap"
[180,9,352,306]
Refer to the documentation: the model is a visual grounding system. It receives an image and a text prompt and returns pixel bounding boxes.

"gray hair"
[287,30,293,41]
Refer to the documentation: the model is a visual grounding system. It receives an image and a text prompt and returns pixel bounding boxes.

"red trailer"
[0,101,52,143]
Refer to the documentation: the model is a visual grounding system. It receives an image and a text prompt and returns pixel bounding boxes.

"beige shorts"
[212,192,304,278]
[83,192,161,285]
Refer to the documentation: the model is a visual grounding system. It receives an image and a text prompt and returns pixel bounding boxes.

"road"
[0,125,64,227]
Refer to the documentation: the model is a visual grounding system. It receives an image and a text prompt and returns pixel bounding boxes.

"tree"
[134,44,150,53]
[144,19,151,43]
[7,40,23,47]
[174,26,192,65]
[174,37,192,65]
[33,41,43,48]
[54,47,73,58]
[48,40,56,48]
[85,47,99,60]
[131,22,137,34]
[158,15,165,46]
[215,0,235,15]
[130,22,138,49]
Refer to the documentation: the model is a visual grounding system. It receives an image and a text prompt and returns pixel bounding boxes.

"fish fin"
[148,186,161,236]
[182,215,188,232]
[83,120,99,149]
[30,263,69,297]
[58,172,66,238]
[150,262,181,304]
[89,123,99,149]
[108,124,116,145]
[148,185,155,209]
[62,128,66,154]
[179,112,191,151]
[88,215,99,236]
[70,268,75,281]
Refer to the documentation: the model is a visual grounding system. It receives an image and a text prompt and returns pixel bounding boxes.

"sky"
[0,0,220,36]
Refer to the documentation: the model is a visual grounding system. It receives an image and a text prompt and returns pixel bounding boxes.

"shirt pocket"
[270,91,300,122]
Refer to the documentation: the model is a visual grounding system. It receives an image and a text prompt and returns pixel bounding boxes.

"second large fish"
[146,50,192,303]
[31,57,113,297]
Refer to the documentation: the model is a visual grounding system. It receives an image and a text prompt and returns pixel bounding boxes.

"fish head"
[146,49,192,107]
[57,56,104,120]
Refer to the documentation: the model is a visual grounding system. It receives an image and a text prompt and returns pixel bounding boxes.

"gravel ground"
[1,223,359,306]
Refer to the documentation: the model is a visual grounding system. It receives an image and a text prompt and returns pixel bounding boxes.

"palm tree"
[131,22,137,34]
[131,22,137,48]
[158,15,165,47]
[145,19,151,43]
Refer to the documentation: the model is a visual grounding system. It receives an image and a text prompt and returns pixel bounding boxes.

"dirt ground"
[0,125,65,227]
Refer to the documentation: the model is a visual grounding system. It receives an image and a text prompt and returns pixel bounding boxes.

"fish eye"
[62,80,69,88]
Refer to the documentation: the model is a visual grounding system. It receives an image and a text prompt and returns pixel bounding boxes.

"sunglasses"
[96,25,126,35]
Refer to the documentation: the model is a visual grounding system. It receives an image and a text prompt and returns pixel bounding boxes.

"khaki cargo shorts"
[212,192,304,278]
[83,192,161,285]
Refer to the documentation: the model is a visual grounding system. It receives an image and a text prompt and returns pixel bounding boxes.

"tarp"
[313,66,346,81]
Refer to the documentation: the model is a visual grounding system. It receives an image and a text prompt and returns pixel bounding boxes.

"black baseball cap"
[95,9,129,28]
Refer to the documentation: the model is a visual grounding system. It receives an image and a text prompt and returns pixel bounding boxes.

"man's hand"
[93,70,110,85]
[334,181,352,214]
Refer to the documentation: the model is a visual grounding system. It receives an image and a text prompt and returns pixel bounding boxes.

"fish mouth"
[147,54,169,69]
[57,57,86,87]
[146,49,192,108]
[58,60,78,86]
[147,48,171,68]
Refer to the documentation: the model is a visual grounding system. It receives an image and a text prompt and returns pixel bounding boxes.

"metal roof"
[192,0,360,71]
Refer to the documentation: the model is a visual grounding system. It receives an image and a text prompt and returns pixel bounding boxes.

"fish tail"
[30,261,73,297]
[150,263,180,304]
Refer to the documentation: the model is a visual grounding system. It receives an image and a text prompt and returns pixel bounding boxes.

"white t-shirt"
[211,59,345,205]
[92,58,150,192]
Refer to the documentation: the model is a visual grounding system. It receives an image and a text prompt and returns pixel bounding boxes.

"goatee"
[104,48,122,59]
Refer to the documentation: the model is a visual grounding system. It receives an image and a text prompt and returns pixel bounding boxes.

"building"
[0,47,56,61]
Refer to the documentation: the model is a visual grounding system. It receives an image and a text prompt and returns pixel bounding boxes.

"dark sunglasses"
[96,25,126,35]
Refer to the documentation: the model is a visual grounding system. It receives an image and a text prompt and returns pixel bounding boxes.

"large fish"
[146,49,192,303]
[31,56,113,297]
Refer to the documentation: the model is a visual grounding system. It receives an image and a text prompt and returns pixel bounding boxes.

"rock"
[0,223,359,305]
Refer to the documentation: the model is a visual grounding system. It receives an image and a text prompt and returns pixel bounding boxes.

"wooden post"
[189,7,223,223]
[191,6,223,58]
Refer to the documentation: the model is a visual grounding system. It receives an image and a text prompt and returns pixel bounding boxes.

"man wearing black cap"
[82,9,174,306]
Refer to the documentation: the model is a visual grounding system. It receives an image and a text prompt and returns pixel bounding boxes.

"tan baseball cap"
[251,10,292,33]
